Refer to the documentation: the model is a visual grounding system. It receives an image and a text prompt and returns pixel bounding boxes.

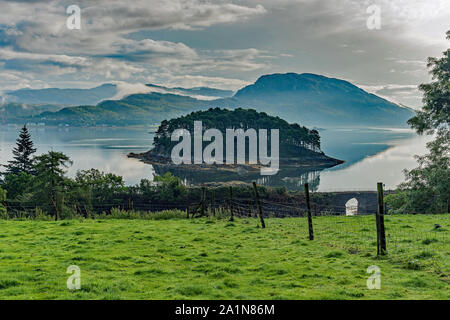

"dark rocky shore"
[128,149,344,182]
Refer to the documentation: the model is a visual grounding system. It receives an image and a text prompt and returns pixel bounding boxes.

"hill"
[3,84,117,106]
[231,73,415,126]
[130,108,343,178]
[31,93,212,126]
[0,103,63,123]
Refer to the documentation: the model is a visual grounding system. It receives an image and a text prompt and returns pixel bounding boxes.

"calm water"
[0,125,432,191]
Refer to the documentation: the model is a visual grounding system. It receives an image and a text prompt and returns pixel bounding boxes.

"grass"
[0,214,448,300]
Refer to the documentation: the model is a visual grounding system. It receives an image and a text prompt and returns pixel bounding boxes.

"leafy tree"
[153,172,186,202]
[4,125,37,175]
[387,31,450,214]
[74,169,125,207]
[408,30,450,134]
[1,172,35,200]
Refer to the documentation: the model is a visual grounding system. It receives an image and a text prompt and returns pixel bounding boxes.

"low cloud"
[359,84,423,109]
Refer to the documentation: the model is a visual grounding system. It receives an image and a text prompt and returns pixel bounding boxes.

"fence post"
[61,194,65,219]
[53,192,59,221]
[201,186,206,217]
[377,182,387,255]
[253,182,266,229]
[83,204,90,219]
[304,183,314,240]
[229,186,234,221]
[211,189,216,216]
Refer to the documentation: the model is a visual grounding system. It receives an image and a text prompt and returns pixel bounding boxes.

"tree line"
[0,127,292,219]
[153,108,322,157]
[0,126,190,219]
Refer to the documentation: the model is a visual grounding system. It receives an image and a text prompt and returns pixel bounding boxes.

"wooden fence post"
[61,194,65,219]
[304,183,314,240]
[211,189,215,216]
[201,186,206,217]
[229,186,234,221]
[377,182,387,255]
[52,192,59,221]
[84,204,91,219]
[186,190,190,219]
[253,182,266,229]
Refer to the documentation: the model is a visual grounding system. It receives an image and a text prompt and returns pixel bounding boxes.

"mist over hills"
[145,84,234,99]
[1,73,415,127]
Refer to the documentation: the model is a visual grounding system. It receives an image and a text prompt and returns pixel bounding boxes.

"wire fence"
[2,183,449,273]
[188,188,449,273]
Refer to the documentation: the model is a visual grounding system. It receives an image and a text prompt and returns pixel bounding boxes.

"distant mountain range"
[2,83,234,107]
[0,73,415,127]
[3,84,117,106]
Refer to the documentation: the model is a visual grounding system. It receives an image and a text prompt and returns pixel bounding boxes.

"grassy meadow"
[0,214,448,300]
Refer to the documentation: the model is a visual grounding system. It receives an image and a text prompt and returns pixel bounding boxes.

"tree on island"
[386,31,449,214]
[4,125,37,175]
[152,108,322,157]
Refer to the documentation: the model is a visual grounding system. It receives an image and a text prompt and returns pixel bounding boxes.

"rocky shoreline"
[127,149,344,175]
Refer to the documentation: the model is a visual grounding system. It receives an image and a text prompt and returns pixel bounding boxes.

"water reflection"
[152,164,322,191]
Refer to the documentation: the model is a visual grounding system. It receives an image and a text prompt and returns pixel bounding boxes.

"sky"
[0,0,449,109]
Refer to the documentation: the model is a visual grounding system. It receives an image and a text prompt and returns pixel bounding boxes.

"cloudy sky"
[0,0,449,108]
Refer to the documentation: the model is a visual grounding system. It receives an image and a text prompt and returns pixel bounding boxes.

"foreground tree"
[0,186,6,218]
[408,31,450,134]
[4,125,37,175]
[386,31,450,213]
[73,169,126,209]
[33,151,73,220]
[1,172,35,200]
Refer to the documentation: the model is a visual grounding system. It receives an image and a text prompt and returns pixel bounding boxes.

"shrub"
[96,208,186,220]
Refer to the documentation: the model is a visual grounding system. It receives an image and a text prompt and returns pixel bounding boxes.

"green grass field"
[0,214,448,300]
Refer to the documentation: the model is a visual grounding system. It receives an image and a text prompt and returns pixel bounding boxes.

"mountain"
[12,73,415,127]
[231,73,415,127]
[3,84,117,106]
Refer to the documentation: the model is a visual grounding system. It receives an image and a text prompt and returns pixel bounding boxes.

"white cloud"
[0,1,268,91]
[359,83,423,109]
[160,74,249,90]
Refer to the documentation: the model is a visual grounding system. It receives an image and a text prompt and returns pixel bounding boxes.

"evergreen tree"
[33,151,72,220]
[4,125,37,175]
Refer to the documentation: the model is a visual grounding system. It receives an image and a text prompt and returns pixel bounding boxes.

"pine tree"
[5,125,37,175]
